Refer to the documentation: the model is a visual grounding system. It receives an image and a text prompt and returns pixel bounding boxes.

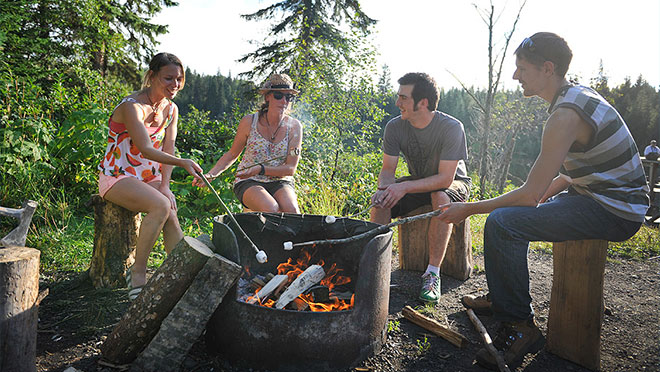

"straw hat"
[258,73,299,94]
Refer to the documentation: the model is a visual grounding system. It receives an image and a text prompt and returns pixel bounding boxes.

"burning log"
[131,254,242,372]
[248,274,288,304]
[101,236,215,364]
[402,305,468,348]
[276,265,325,309]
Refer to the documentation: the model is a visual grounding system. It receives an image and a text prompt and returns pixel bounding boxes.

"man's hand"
[436,202,470,224]
[371,183,407,209]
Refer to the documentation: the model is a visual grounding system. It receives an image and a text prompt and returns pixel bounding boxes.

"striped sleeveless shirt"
[551,85,649,222]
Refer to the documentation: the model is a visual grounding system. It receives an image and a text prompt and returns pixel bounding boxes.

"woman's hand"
[159,184,178,211]
[180,158,204,183]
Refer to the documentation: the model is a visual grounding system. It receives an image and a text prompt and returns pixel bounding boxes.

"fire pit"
[206,212,393,371]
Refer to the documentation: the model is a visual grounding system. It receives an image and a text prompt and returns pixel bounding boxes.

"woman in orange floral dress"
[98,53,202,300]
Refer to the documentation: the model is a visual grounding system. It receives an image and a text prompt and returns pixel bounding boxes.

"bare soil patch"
[36,251,660,371]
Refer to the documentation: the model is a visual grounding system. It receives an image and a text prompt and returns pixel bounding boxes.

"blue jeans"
[484,190,642,322]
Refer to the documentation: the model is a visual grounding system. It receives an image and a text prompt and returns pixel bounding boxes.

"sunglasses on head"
[519,37,549,61]
[272,91,295,102]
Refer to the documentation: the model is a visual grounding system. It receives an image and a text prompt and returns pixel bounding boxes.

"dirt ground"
[36,250,659,372]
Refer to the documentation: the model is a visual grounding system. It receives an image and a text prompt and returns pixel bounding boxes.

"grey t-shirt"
[383,111,470,182]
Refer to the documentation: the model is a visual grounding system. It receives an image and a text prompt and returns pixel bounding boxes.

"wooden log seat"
[397,204,473,280]
[547,239,608,371]
[89,194,141,289]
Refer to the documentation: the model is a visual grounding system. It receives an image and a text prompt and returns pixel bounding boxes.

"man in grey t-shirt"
[370,72,471,303]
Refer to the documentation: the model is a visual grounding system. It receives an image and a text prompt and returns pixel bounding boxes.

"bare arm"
[539,175,571,203]
[438,108,593,223]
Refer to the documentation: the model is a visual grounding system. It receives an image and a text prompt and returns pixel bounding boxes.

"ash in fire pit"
[207,213,393,371]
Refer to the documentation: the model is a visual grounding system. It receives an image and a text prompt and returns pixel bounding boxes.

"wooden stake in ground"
[0,246,40,372]
[101,236,215,364]
[131,253,242,372]
[466,308,511,372]
[401,305,468,348]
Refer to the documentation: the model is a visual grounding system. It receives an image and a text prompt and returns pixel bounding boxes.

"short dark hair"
[141,52,185,89]
[397,72,439,111]
[514,32,573,78]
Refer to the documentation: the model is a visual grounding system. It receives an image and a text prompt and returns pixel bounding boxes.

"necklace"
[145,90,162,124]
[265,114,284,141]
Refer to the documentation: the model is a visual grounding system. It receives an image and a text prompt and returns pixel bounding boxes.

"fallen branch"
[402,305,468,348]
[294,208,445,248]
[466,309,511,372]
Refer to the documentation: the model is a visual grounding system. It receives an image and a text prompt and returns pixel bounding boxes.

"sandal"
[125,265,143,301]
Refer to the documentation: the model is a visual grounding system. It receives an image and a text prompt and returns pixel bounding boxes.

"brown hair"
[397,72,439,111]
[514,32,573,78]
[141,52,185,89]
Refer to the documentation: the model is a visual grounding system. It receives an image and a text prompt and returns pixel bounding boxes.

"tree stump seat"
[547,239,608,371]
[89,194,141,289]
[397,204,473,280]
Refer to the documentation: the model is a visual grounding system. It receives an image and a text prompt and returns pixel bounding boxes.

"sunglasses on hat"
[272,91,296,102]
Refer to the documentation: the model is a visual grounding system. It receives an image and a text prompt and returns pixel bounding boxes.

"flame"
[247,248,354,311]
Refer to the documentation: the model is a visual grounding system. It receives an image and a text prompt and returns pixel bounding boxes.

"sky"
[153,0,660,90]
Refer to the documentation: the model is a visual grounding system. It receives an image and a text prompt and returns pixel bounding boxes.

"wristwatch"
[259,164,265,175]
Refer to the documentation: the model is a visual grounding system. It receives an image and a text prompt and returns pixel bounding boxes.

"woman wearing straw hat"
[195,73,302,213]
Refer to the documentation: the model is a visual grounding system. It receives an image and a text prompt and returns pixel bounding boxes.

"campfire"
[206,212,393,371]
[239,247,355,311]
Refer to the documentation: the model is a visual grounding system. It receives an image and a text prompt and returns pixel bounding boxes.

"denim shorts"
[233,179,295,207]
[390,178,471,218]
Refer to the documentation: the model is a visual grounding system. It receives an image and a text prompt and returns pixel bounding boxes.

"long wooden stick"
[466,309,511,372]
[402,305,468,348]
[293,207,445,248]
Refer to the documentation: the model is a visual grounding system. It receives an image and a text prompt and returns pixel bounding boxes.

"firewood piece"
[89,195,141,289]
[467,309,511,372]
[306,285,330,302]
[0,200,38,247]
[402,305,468,348]
[329,290,354,301]
[265,272,275,281]
[276,265,325,309]
[288,297,309,311]
[0,246,40,372]
[101,236,214,365]
[131,254,242,372]
[248,274,288,304]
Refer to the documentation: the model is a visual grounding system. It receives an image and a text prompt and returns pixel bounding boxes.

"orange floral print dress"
[98,97,174,183]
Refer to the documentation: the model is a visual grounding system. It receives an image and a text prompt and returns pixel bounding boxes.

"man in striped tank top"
[437,32,649,370]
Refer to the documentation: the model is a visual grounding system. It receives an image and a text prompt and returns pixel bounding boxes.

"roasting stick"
[196,171,268,263]
[345,204,375,219]
[293,207,445,248]
[467,309,512,372]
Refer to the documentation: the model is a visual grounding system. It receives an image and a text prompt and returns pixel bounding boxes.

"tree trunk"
[0,247,40,372]
[101,236,214,365]
[89,194,141,289]
[131,254,242,372]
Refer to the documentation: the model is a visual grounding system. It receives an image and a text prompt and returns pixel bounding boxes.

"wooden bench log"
[0,200,38,248]
[547,239,608,371]
[398,204,473,280]
[0,247,40,372]
[131,253,242,372]
[89,194,141,289]
[101,236,215,365]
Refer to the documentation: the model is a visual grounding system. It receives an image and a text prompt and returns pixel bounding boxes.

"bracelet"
[259,164,265,175]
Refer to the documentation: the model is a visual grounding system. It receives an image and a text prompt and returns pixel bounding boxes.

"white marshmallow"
[256,250,268,263]
[283,241,293,250]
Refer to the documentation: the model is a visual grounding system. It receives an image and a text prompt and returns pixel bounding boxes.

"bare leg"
[104,178,171,287]
[428,191,453,267]
[147,181,183,253]
[273,185,300,213]
[370,205,391,225]
[242,186,280,213]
